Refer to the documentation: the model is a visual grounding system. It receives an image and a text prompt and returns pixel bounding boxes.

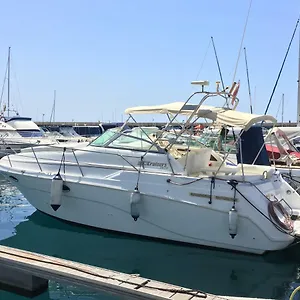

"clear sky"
[0,0,299,123]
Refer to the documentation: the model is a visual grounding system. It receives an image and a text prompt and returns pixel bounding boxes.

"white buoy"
[229,207,238,239]
[130,190,141,221]
[50,173,63,211]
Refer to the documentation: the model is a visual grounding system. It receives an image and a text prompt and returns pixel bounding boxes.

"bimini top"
[125,102,277,131]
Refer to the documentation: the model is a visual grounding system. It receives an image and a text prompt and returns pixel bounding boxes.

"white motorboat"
[1,82,300,255]
[40,125,92,143]
[0,119,57,158]
[0,47,58,157]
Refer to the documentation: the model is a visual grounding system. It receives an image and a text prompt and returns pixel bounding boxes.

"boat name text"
[137,161,168,169]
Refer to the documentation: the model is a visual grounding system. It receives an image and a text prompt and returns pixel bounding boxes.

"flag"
[231,80,240,105]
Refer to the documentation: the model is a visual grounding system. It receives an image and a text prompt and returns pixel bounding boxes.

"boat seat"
[177,148,212,176]
[177,147,239,176]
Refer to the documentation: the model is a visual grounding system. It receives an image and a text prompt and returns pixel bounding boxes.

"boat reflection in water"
[1,190,299,300]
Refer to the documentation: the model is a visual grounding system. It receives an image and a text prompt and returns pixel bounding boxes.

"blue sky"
[0,0,299,123]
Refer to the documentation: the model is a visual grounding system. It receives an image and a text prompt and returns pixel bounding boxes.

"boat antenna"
[211,36,225,94]
[243,47,253,113]
[264,17,300,115]
[231,0,252,85]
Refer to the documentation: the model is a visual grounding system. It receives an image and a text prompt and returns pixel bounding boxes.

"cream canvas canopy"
[125,102,277,131]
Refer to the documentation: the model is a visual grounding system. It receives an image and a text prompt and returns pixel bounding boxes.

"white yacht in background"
[40,125,92,143]
[1,81,300,255]
[6,116,53,138]
[0,47,58,157]
[0,119,57,158]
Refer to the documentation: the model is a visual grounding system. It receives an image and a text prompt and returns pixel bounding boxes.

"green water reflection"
[0,181,300,299]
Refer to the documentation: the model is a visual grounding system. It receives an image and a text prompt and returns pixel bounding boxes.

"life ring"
[268,200,293,233]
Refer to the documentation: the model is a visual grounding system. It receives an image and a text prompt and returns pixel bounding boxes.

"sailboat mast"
[7,47,10,117]
[244,47,253,113]
[50,90,56,123]
[53,90,56,122]
[297,30,300,126]
[282,93,284,124]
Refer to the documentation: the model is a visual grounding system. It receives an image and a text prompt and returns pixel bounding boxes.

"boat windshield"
[198,129,237,154]
[59,127,81,137]
[163,132,204,148]
[90,128,121,146]
[17,130,44,138]
[90,127,162,152]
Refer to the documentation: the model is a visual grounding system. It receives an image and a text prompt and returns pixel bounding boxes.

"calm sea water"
[1,180,300,300]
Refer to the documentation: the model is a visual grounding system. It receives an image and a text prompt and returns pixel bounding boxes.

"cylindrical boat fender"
[50,173,63,211]
[130,189,141,221]
[229,207,238,239]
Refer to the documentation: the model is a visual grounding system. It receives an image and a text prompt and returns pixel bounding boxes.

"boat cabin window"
[17,130,44,138]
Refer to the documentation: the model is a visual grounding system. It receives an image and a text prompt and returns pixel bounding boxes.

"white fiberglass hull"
[1,144,300,255]
[1,170,298,254]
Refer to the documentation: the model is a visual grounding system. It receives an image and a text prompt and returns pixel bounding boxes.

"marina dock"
[0,245,271,300]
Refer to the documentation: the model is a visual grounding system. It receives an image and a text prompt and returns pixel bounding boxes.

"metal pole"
[211,36,225,93]
[244,47,253,113]
[53,90,56,122]
[297,28,300,124]
[7,47,10,117]
[282,93,284,124]
[239,137,245,181]
[265,18,299,115]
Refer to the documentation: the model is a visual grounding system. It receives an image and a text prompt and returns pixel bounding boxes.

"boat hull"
[2,168,295,255]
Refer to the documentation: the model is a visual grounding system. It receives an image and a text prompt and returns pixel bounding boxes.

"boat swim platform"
[0,245,272,300]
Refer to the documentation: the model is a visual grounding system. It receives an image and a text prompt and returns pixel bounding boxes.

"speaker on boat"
[50,173,63,211]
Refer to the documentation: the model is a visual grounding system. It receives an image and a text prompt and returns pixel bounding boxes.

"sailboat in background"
[190,26,300,190]
[41,90,91,143]
[249,27,300,188]
[0,47,58,157]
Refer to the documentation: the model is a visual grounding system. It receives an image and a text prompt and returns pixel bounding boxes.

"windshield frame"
[89,127,165,154]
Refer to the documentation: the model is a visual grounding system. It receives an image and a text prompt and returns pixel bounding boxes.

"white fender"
[130,190,141,221]
[50,173,63,211]
[229,207,238,239]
